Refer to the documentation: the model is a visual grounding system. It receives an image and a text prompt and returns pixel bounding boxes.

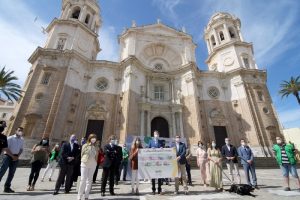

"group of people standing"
[0,119,300,199]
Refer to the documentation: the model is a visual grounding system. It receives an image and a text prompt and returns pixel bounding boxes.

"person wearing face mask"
[173,136,188,195]
[120,144,129,181]
[27,138,50,191]
[148,130,163,195]
[237,139,257,189]
[77,134,98,200]
[196,141,208,186]
[273,137,300,191]
[53,134,80,195]
[101,135,118,196]
[129,137,143,195]
[221,138,241,184]
[207,141,223,191]
[0,121,8,155]
[0,127,24,193]
[41,143,60,182]
[114,139,123,185]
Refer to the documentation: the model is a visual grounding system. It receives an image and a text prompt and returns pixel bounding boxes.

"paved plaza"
[0,168,300,200]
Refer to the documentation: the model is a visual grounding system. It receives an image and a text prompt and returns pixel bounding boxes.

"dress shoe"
[4,188,15,193]
[110,192,115,195]
[101,192,105,196]
[53,191,59,195]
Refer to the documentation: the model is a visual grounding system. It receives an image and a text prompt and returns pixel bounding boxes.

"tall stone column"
[62,3,71,19]
[172,112,176,137]
[79,5,87,22]
[237,25,244,41]
[147,110,151,136]
[223,23,230,41]
[140,110,145,136]
[213,28,220,45]
[206,40,211,54]
[179,112,184,138]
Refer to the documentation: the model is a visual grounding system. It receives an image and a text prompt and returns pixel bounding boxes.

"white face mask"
[136,141,140,145]
[276,139,282,144]
[154,134,158,138]
[175,138,180,143]
[91,138,97,144]
[55,144,59,148]
[110,140,115,144]
[212,143,216,148]
[241,142,246,146]
[225,140,230,145]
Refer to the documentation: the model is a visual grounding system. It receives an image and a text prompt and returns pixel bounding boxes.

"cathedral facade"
[8,0,282,157]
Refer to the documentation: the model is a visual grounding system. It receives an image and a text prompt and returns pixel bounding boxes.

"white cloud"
[0,0,46,86]
[152,0,182,23]
[152,0,300,68]
[277,107,300,129]
[97,26,119,62]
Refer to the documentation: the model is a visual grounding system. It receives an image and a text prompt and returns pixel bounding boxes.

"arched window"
[219,31,225,41]
[85,14,90,24]
[211,35,216,46]
[71,7,81,19]
[228,27,235,38]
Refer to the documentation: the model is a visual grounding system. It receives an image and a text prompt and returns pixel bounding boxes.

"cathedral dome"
[206,12,241,29]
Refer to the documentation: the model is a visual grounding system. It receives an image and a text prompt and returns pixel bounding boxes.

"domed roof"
[207,12,240,27]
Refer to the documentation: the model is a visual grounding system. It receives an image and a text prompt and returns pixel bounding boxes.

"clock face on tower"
[223,57,234,66]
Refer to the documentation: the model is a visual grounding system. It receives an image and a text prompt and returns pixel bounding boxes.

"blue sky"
[0,0,299,128]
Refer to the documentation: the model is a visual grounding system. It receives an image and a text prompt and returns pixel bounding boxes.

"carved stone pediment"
[209,108,226,125]
[86,100,108,120]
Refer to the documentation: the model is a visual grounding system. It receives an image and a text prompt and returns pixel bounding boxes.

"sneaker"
[284,187,291,191]
[174,191,178,195]
[26,185,31,191]
[4,188,15,193]
[49,178,52,182]
[184,190,188,195]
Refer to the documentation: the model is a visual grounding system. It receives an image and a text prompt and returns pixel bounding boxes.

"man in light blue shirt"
[0,127,24,193]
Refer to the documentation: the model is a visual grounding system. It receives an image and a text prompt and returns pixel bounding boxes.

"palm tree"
[279,76,300,105]
[0,66,22,101]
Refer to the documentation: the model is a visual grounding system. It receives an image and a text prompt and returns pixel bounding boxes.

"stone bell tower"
[204,12,258,72]
[45,0,102,59]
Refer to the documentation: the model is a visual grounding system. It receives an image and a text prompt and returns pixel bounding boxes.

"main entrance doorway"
[213,126,228,149]
[86,120,104,145]
[151,117,169,138]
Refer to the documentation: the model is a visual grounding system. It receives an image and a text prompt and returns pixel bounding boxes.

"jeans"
[120,161,128,181]
[280,163,299,178]
[42,160,58,179]
[0,154,19,189]
[242,163,257,186]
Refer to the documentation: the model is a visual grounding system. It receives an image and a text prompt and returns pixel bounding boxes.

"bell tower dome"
[204,12,258,72]
[44,0,102,60]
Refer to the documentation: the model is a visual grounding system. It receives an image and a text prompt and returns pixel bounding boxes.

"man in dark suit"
[53,134,80,195]
[101,135,118,196]
[173,135,188,195]
[148,131,163,195]
[238,139,257,188]
[114,139,123,185]
[221,137,241,184]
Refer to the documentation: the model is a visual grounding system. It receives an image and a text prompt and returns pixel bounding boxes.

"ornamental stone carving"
[86,100,108,120]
